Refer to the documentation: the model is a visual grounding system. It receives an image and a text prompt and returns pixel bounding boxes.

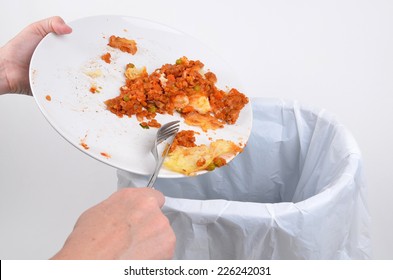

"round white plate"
[30,15,252,178]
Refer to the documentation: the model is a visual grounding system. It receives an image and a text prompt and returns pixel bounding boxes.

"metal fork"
[146,120,180,188]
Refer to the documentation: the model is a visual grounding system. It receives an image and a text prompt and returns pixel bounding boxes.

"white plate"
[30,15,252,178]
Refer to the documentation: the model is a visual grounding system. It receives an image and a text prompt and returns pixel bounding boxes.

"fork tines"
[156,121,180,143]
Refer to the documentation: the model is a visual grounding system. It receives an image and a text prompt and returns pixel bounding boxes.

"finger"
[50,16,73,35]
[130,187,166,208]
[146,188,166,208]
[117,187,166,208]
[32,16,72,37]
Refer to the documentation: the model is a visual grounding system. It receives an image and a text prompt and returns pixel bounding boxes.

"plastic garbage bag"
[117,98,371,259]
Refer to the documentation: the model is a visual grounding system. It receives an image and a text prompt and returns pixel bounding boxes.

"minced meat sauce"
[104,56,248,130]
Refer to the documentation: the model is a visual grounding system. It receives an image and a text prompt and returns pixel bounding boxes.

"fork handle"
[146,166,159,188]
[146,156,165,188]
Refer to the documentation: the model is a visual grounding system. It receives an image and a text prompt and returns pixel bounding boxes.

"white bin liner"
[117,98,371,259]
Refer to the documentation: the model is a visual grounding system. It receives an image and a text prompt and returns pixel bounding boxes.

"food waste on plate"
[85,35,249,175]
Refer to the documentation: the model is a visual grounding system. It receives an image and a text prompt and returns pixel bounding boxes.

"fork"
[146,120,180,188]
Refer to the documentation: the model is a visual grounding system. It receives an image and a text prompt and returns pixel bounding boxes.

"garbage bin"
[117,98,371,259]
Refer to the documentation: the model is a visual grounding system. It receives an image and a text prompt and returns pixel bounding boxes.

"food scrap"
[105,56,249,130]
[84,69,103,78]
[165,130,243,175]
[108,35,137,55]
[169,130,197,152]
[81,142,89,150]
[80,141,89,150]
[100,152,111,159]
[45,95,51,101]
[89,84,102,94]
[101,52,111,63]
[80,134,89,150]
[139,119,160,129]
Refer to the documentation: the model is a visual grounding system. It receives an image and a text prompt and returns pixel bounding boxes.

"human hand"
[51,188,176,260]
[0,16,72,95]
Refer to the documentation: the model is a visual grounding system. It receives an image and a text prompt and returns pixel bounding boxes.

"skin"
[0,16,72,95]
[51,188,176,260]
[0,16,176,259]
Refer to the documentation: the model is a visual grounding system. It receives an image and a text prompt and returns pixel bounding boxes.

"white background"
[0,0,392,259]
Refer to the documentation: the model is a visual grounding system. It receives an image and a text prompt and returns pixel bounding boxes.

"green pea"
[206,162,216,171]
[147,105,157,113]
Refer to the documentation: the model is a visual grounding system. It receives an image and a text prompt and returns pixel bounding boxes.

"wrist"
[0,47,11,94]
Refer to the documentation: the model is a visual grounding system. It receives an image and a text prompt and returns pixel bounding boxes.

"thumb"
[31,16,72,37]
